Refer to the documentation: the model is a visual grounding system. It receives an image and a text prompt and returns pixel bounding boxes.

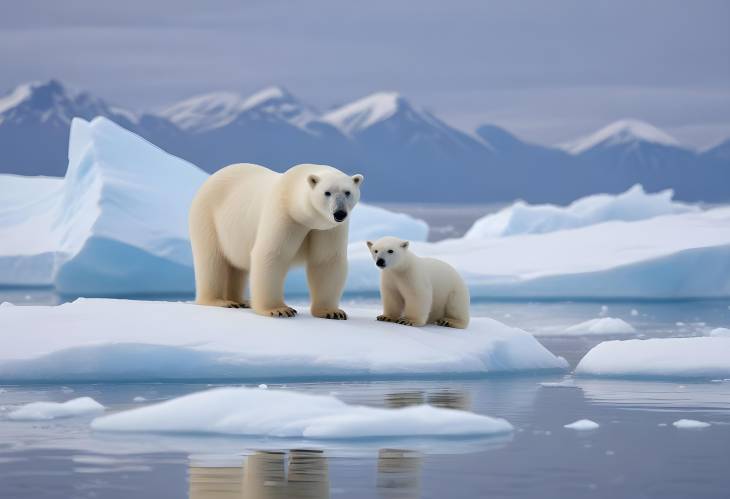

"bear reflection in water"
[188,448,422,499]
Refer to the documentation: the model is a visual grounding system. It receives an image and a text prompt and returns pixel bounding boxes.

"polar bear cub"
[366,237,470,329]
[189,163,363,319]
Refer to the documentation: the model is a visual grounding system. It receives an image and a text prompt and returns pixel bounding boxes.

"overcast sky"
[1,0,728,148]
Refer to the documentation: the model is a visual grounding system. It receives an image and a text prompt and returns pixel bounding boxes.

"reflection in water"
[189,450,329,499]
[385,389,470,410]
[377,449,421,499]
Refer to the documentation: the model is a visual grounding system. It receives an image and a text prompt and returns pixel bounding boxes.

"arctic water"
[1,292,729,499]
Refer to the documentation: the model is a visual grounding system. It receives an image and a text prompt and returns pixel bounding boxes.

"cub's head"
[366,237,410,270]
[307,171,363,225]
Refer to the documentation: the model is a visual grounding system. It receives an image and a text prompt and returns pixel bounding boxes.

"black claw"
[278,311,283,317]
[270,312,274,316]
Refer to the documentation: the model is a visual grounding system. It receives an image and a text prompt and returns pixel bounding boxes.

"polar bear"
[366,237,470,329]
[189,163,363,319]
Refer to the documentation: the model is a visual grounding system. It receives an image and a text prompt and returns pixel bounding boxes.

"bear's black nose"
[334,210,347,222]
[376,258,386,268]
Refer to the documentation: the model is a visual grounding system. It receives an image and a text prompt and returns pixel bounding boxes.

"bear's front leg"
[250,250,298,318]
[307,252,348,320]
[397,287,431,327]
[377,281,404,323]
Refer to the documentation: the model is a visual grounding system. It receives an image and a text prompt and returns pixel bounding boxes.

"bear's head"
[366,237,410,270]
[307,171,363,227]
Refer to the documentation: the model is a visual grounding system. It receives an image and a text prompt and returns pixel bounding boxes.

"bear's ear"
[307,174,320,189]
[352,174,364,185]
[400,241,409,249]
[366,240,373,249]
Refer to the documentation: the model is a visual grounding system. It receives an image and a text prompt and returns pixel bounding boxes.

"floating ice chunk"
[91,387,513,438]
[536,317,636,337]
[709,328,730,338]
[258,384,268,390]
[133,396,147,403]
[630,309,639,316]
[0,299,567,382]
[7,397,105,421]
[539,380,578,388]
[576,337,730,379]
[464,185,697,239]
[564,419,600,431]
[672,419,711,429]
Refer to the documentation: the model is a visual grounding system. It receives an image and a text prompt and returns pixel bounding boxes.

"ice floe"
[709,328,730,338]
[91,387,513,438]
[7,397,105,421]
[672,419,711,429]
[563,419,599,431]
[576,337,730,379]
[0,298,567,382]
[534,317,636,337]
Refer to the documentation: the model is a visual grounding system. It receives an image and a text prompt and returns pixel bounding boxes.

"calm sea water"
[1,291,729,499]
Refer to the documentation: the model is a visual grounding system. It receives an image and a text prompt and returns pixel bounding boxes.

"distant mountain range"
[1,80,727,203]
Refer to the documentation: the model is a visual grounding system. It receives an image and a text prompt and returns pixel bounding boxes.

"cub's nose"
[376,258,386,268]
[334,210,348,222]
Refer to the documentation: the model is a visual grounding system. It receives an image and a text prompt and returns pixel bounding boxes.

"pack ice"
[576,337,730,379]
[91,386,513,438]
[0,299,567,382]
[0,117,427,295]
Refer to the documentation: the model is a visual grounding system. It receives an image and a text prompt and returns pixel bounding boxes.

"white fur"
[367,237,470,329]
[189,163,363,318]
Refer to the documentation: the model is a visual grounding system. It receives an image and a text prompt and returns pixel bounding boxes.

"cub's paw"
[396,318,416,326]
[313,309,348,320]
[225,300,251,309]
[376,315,396,322]
[265,306,298,318]
[435,319,454,327]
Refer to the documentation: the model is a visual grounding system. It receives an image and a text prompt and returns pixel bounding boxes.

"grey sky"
[1,0,728,148]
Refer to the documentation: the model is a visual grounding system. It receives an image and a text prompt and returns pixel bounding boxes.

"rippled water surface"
[1,292,729,498]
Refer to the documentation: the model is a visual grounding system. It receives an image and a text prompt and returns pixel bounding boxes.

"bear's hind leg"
[225,266,250,308]
[440,286,470,329]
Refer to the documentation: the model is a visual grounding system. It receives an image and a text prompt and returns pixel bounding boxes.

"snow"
[7,397,104,421]
[0,298,567,382]
[0,82,34,115]
[0,117,426,295]
[91,387,513,438]
[672,419,710,429]
[321,92,402,135]
[464,185,696,238]
[160,92,244,132]
[576,337,730,379]
[709,328,730,338]
[561,119,681,155]
[563,419,599,431]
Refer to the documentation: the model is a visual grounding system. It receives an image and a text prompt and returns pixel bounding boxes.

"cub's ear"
[400,241,409,249]
[366,240,373,249]
[352,174,364,185]
[307,174,320,189]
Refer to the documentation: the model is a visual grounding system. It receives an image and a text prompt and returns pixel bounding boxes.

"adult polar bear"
[189,163,363,319]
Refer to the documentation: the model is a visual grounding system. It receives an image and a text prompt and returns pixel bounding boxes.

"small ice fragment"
[8,397,105,421]
[133,396,147,402]
[503,313,512,318]
[709,328,730,338]
[258,384,268,389]
[0,302,14,308]
[599,305,608,316]
[658,423,667,427]
[539,381,577,388]
[676,322,685,326]
[564,419,600,431]
[672,419,710,429]
[605,450,615,456]
[630,309,639,316]
[61,387,74,393]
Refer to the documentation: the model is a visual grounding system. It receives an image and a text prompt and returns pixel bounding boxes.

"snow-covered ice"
[0,298,567,382]
[464,185,696,238]
[91,387,513,438]
[672,419,711,429]
[563,419,600,431]
[576,337,730,379]
[709,328,730,338]
[534,317,636,337]
[7,397,105,421]
[0,117,426,295]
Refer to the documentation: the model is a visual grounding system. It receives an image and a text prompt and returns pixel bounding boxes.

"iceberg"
[0,298,568,382]
[0,117,427,295]
[575,337,730,379]
[464,184,697,239]
[534,317,637,337]
[7,396,105,421]
[91,386,513,438]
[563,419,599,431]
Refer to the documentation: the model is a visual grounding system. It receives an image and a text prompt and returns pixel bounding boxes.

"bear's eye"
[324,191,331,197]
[345,191,351,197]
[388,249,394,254]
[374,250,378,254]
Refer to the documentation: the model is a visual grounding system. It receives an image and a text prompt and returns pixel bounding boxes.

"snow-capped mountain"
[0,80,727,202]
[560,119,681,155]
